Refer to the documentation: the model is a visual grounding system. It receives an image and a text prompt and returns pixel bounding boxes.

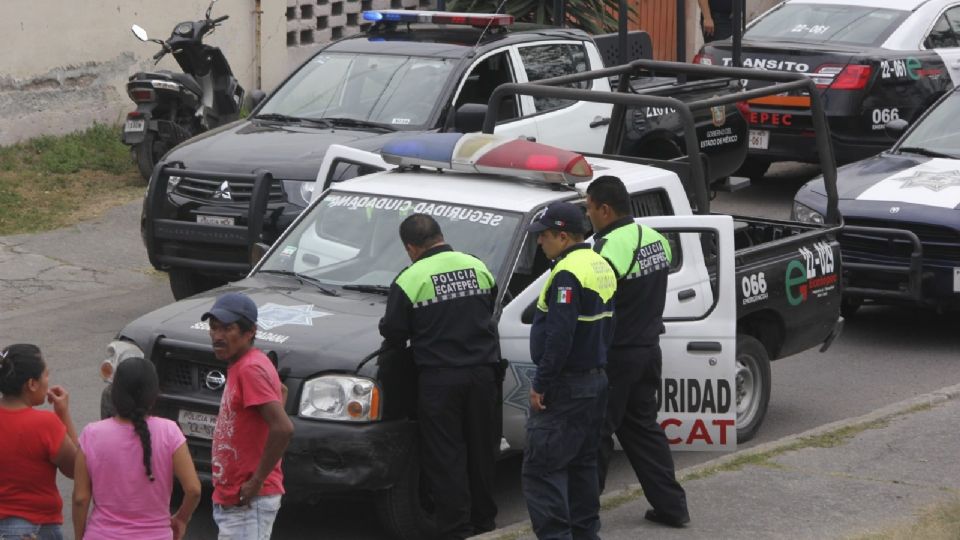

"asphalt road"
[1,163,958,539]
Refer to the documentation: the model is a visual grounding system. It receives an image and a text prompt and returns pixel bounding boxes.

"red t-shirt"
[0,407,67,524]
[211,348,285,505]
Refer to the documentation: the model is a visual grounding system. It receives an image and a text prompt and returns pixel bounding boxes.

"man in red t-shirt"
[202,292,294,539]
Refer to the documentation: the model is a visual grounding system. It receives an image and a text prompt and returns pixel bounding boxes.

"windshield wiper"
[258,269,339,296]
[342,284,391,295]
[324,117,397,131]
[898,146,958,159]
[253,113,333,128]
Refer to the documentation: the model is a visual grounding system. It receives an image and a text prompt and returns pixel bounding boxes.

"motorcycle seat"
[133,70,203,97]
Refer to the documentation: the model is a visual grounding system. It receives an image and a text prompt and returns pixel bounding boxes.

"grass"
[0,123,143,235]
[850,497,960,540]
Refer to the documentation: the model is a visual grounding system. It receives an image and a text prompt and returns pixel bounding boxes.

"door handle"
[678,288,697,301]
[589,116,611,128]
[523,135,537,142]
[687,341,722,353]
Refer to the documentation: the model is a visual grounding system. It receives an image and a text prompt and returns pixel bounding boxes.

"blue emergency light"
[362,10,514,28]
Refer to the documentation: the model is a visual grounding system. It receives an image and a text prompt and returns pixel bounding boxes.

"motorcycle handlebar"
[211,14,229,23]
[152,49,166,61]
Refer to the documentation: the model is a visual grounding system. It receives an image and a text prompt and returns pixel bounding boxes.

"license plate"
[197,215,235,226]
[954,267,960,293]
[178,410,217,440]
[124,119,145,132]
[748,130,770,150]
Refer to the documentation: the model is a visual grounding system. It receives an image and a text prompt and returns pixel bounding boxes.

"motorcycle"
[123,0,244,181]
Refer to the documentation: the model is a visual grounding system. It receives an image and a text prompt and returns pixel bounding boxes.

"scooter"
[123,0,244,181]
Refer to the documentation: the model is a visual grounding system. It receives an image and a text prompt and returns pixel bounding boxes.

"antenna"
[474,0,510,48]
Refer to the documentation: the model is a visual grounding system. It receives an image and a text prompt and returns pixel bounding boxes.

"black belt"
[560,367,604,377]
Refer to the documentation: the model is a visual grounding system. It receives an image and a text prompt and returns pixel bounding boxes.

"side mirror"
[454,103,488,134]
[131,25,149,41]
[250,242,270,266]
[885,118,909,139]
[249,89,267,110]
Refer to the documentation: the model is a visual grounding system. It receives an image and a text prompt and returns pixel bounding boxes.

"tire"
[735,334,772,443]
[134,130,166,183]
[168,268,223,300]
[840,297,862,319]
[734,158,771,181]
[376,451,437,540]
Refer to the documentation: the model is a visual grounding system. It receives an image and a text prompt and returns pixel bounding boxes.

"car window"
[259,53,454,128]
[746,4,908,47]
[455,51,520,122]
[898,91,960,156]
[518,44,591,112]
[926,8,960,48]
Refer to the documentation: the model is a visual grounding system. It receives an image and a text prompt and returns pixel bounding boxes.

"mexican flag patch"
[557,287,573,304]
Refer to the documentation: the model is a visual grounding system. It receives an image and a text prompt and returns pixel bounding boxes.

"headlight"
[167,175,181,193]
[283,180,315,206]
[101,340,145,382]
[299,375,381,422]
[792,201,824,224]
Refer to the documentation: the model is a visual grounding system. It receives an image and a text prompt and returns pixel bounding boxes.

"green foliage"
[0,123,132,176]
[447,0,635,34]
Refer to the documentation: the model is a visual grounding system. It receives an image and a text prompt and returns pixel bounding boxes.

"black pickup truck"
[142,10,747,299]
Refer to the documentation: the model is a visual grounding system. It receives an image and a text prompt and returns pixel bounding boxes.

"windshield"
[258,53,455,128]
[746,4,907,47]
[258,191,523,288]
[898,92,960,158]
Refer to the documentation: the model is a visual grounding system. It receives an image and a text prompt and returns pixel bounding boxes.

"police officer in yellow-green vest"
[522,202,617,540]
[586,176,690,528]
[379,213,500,539]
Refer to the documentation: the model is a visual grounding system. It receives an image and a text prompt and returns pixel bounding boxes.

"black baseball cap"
[527,202,587,234]
[201,292,258,325]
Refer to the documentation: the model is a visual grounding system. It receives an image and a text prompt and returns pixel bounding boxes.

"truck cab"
[107,133,738,539]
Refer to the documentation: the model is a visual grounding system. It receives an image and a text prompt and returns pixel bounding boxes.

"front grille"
[841,218,960,265]
[173,176,285,203]
[156,345,226,394]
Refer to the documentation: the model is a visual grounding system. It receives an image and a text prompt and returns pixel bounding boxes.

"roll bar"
[481,59,840,224]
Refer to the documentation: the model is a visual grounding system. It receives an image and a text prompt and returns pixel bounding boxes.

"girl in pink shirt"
[72,357,201,540]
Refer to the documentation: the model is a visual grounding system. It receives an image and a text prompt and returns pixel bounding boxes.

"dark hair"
[0,344,45,396]
[111,357,160,482]
[586,175,631,217]
[235,316,256,345]
[399,214,444,248]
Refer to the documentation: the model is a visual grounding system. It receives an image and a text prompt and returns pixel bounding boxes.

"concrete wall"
[0,0,286,146]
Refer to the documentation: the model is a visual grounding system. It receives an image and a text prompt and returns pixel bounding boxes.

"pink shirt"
[79,417,186,540]
[211,347,285,506]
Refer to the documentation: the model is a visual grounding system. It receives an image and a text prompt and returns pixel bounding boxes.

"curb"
[470,382,960,540]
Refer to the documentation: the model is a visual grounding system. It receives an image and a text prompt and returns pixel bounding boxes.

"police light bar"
[380,133,593,185]
[362,10,514,28]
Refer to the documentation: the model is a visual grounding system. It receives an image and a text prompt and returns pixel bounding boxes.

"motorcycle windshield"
[258,53,455,129]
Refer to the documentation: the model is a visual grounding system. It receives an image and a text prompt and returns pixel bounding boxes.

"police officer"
[379,213,500,539]
[585,176,690,528]
[522,202,617,540]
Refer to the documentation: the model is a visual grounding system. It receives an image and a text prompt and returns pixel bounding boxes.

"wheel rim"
[736,355,761,427]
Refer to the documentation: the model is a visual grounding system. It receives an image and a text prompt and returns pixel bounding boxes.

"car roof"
[784,0,925,11]
[327,156,683,213]
[325,25,593,59]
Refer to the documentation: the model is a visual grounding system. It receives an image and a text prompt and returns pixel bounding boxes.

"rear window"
[746,4,909,47]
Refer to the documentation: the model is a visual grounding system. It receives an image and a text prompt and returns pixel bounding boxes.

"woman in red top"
[0,344,79,540]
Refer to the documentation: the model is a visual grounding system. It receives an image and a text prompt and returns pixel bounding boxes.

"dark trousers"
[522,370,608,540]
[418,365,499,540]
[597,346,688,521]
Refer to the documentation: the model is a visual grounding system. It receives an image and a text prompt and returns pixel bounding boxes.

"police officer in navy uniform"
[585,176,690,528]
[379,213,500,539]
[522,201,617,540]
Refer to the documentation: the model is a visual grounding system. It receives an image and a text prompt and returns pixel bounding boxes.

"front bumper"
[840,226,960,309]
[102,385,417,501]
